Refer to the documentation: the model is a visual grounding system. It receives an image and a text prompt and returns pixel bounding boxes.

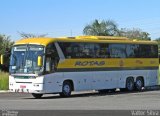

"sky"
[0,0,160,41]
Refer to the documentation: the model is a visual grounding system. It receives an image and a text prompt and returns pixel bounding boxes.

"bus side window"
[109,44,126,58]
[98,43,110,58]
[45,43,59,73]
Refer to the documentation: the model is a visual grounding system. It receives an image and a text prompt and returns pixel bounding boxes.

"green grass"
[159,65,160,85]
[0,71,9,90]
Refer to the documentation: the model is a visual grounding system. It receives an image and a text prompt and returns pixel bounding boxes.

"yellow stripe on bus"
[57,58,159,69]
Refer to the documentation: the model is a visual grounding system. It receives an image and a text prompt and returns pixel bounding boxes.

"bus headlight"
[9,83,14,86]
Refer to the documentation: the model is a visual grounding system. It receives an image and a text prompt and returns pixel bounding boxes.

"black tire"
[120,88,126,92]
[135,77,144,91]
[98,89,109,94]
[126,78,135,91]
[60,81,72,97]
[108,89,116,93]
[32,93,43,99]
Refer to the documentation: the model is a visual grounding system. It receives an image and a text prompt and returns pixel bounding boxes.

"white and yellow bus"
[1,36,159,98]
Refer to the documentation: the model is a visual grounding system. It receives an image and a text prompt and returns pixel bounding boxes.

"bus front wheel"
[60,81,72,97]
[32,93,43,99]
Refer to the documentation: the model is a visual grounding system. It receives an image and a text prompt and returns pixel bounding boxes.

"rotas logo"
[75,61,105,66]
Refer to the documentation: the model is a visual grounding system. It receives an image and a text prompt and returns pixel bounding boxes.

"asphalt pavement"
[0,90,160,110]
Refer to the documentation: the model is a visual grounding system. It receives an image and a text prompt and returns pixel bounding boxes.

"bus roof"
[14,36,158,46]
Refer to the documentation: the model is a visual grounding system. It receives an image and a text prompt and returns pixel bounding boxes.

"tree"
[0,35,14,54]
[19,32,47,38]
[155,37,160,42]
[118,28,151,40]
[0,34,14,72]
[83,19,119,36]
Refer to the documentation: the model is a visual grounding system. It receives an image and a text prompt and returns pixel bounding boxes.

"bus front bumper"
[9,83,45,94]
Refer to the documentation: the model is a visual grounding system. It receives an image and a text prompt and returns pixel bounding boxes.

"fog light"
[34,84,39,87]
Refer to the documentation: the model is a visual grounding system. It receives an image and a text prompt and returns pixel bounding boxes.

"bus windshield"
[9,45,45,74]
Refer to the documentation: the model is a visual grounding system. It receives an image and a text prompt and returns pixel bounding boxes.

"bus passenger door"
[43,43,63,93]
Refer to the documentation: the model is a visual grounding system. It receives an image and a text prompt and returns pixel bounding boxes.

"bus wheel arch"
[126,77,135,91]
[135,76,144,91]
[60,80,74,97]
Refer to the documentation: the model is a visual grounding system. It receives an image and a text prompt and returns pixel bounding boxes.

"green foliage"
[0,34,14,72]
[117,28,151,40]
[155,37,160,41]
[0,35,14,54]
[83,19,119,36]
[0,71,9,90]
[83,20,151,41]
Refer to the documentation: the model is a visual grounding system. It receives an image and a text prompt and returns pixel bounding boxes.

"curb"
[145,85,160,90]
[0,90,9,93]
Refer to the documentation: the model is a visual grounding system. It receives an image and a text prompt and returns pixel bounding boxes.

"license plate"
[20,85,26,88]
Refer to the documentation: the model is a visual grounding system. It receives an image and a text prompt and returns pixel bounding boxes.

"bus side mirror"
[37,56,42,67]
[0,55,4,65]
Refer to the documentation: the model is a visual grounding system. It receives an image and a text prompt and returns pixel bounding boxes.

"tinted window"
[109,44,126,58]
[45,43,59,73]
[59,42,111,58]
[126,44,158,58]
[139,45,158,58]
[58,42,158,59]
[126,44,139,58]
[98,44,110,58]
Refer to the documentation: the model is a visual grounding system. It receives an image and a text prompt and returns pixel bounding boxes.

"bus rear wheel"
[135,77,144,91]
[126,77,134,91]
[60,81,72,97]
[32,93,43,99]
